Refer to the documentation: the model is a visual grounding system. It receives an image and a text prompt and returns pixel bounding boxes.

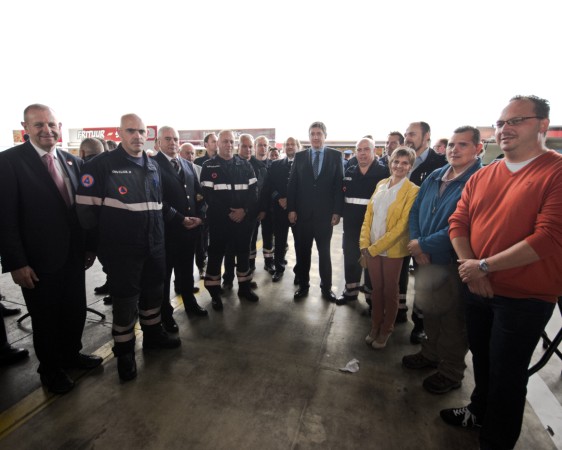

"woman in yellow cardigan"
[360,147,419,349]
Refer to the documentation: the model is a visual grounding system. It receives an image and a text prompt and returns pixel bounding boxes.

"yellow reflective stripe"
[76,195,103,206]
[104,197,162,212]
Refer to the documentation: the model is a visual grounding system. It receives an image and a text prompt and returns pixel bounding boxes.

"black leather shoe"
[395,309,408,324]
[103,296,113,305]
[63,353,103,370]
[238,289,259,302]
[193,286,200,294]
[0,302,21,316]
[163,316,179,333]
[222,281,233,290]
[294,287,309,299]
[143,329,181,349]
[250,281,258,289]
[0,345,29,366]
[117,353,137,382]
[272,271,284,282]
[211,296,223,311]
[40,368,74,394]
[293,276,300,286]
[410,328,427,344]
[185,300,208,317]
[94,282,109,295]
[335,294,358,305]
[264,260,276,275]
[322,290,337,302]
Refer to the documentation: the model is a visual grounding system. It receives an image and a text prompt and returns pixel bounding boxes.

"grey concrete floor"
[0,226,561,449]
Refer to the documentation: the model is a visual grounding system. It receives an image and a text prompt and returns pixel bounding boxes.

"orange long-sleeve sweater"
[449,150,562,302]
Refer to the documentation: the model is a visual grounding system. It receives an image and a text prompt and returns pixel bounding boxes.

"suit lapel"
[20,142,65,200]
[56,149,78,193]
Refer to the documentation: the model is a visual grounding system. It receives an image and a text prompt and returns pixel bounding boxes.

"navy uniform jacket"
[153,151,204,239]
[342,161,389,231]
[75,145,164,258]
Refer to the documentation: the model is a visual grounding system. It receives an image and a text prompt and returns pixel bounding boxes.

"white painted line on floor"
[527,373,562,449]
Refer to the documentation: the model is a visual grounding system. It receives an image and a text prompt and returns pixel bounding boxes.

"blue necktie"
[312,151,320,178]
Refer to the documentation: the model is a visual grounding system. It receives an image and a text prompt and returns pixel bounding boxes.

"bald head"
[119,114,147,156]
[180,143,196,162]
[80,138,104,159]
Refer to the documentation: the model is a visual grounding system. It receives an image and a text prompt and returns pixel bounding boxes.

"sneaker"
[423,372,461,394]
[440,406,481,428]
[402,352,439,369]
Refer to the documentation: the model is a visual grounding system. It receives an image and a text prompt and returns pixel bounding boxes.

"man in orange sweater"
[443,95,562,450]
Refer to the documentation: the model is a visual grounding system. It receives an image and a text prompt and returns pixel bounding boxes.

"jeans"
[464,288,555,450]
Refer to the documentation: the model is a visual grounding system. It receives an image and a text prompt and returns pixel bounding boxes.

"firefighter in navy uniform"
[222,134,268,289]
[76,114,180,382]
[337,138,389,306]
[200,130,258,310]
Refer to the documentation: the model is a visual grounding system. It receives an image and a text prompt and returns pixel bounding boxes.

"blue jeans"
[464,287,555,450]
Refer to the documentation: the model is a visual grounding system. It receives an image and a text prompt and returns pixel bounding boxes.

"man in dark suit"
[402,121,447,344]
[154,127,207,333]
[287,122,344,301]
[0,104,101,394]
[269,137,301,282]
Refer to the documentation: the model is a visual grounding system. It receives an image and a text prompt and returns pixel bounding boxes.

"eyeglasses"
[494,116,543,129]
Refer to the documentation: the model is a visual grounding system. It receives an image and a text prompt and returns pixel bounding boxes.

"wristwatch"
[478,259,489,273]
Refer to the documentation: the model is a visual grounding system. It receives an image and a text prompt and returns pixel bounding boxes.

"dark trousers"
[101,248,166,355]
[250,215,275,268]
[464,288,555,450]
[294,216,333,289]
[21,255,86,370]
[273,205,293,272]
[0,306,7,348]
[205,219,253,295]
[163,233,197,319]
[195,221,209,271]
[342,224,371,298]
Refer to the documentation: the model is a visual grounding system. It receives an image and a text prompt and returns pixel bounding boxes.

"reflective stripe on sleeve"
[104,197,162,212]
[75,195,103,206]
[345,197,370,205]
[233,184,249,190]
[214,184,231,190]
[201,181,214,188]
[248,177,257,185]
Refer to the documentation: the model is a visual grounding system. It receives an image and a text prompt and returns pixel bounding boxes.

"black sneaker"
[440,406,481,428]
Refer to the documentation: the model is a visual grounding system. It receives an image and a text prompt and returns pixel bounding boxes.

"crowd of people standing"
[1,95,561,450]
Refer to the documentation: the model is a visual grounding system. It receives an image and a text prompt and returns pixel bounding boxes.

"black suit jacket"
[0,141,87,274]
[269,157,292,202]
[287,147,344,221]
[410,148,447,186]
[154,152,203,240]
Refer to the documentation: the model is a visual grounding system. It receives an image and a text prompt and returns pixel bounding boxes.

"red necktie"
[43,153,71,206]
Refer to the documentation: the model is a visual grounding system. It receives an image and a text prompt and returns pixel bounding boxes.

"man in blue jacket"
[402,126,483,394]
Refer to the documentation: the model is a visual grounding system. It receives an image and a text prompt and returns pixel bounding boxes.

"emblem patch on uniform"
[80,174,94,187]
[66,160,73,166]
[118,186,128,195]
[211,172,218,179]
[343,186,347,192]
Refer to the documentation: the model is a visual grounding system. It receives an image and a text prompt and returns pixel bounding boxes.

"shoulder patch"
[80,174,95,187]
